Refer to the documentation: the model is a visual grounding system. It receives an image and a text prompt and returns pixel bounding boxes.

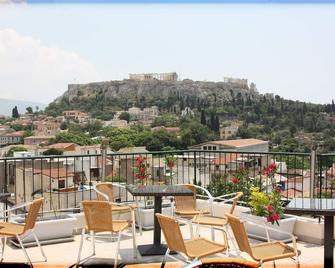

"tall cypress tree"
[12,106,19,118]
[200,110,206,125]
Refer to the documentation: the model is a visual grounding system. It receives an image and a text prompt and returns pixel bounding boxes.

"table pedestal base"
[137,244,168,256]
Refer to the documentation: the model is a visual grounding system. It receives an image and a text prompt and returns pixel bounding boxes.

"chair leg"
[195,223,200,238]
[131,210,137,259]
[295,255,301,268]
[16,234,32,266]
[188,221,194,238]
[32,230,47,262]
[0,236,6,261]
[272,260,276,268]
[91,231,95,255]
[77,229,85,266]
[258,260,263,268]
[114,231,122,268]
[211,226,215,241]
[161,248,170,268]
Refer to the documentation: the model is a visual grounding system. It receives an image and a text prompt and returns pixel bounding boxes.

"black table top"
[126,185,194,197]
[285,198,335,216]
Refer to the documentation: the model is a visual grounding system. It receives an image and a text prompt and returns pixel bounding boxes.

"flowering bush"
[206,168,252,203]
[164,155,176,185]
[133,155,149,183]
[249,185,284,225]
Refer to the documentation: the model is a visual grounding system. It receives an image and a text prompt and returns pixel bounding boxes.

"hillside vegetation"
[45,79,335,153]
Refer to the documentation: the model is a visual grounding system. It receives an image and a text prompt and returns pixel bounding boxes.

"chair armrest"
[242,219,298,254]
[2,201,33,214]
[93,186,110,201]
[111,183,126,190]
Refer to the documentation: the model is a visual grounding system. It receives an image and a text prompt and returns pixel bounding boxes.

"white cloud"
[0,28,100,103]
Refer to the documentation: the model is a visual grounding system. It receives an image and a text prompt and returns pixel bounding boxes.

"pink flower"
[231,176,239,184]
[266,204,274,213]
[272,213,280,221]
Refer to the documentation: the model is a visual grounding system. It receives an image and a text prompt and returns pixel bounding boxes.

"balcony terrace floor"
[0,224,327,268]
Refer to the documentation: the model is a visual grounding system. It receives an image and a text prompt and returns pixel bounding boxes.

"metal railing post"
[100,139,108,182]
[310,149,316,198]
[193,151,197,185]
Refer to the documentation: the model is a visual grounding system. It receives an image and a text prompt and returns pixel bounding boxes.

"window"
[58,180,65,189]
[212,146,217,151]
[203,146,207,150]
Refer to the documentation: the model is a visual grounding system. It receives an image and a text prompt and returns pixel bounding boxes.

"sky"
[0,2,334,104]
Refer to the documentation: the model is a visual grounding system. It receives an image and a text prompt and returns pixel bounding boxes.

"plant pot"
[240,210,297,242]
[136,204,173,230]
[10,214,76,247]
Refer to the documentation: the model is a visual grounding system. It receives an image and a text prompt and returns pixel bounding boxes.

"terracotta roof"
[48,143,76,150]
[212,154,240,165]
[2,131,24,137]
[24,135,54,140]
[210,138,268,148]
[34,168,74,179]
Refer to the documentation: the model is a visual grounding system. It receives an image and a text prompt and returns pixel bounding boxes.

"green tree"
[42,148,64,156]
[119,112,130,123]
[51,132,94,146]
[12,106,19,118]
[26,106,33,114]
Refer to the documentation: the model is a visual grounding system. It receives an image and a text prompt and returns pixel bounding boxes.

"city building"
[0,131,24,146]
[189,138,269,153]
[24,135,54,146]
[219,125,239,140]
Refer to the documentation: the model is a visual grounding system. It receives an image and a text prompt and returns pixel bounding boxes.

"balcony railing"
[0,149,334,214]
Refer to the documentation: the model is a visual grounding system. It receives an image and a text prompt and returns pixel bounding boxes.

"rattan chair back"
[156,213,187,254]
[174,184,196,212]
[228,192,243,215]
[225,213,253,256]
[82,200,114,232]
[23,197,44,233]
[95,182,114,201]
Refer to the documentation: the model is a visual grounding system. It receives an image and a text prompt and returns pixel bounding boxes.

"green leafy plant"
[249,185,284,225]
[206,168,252,203]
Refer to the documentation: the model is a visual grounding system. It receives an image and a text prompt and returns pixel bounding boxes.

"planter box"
[136,204,173,230]
[10,214,76,247]
[240,211,296,242]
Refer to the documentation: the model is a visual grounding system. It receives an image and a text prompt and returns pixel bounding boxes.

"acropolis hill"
[56,76,262,109]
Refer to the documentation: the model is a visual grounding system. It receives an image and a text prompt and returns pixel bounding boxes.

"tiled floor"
[1,225,327,267]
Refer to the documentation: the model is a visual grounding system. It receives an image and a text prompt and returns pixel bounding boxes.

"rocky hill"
[53,79,262,112]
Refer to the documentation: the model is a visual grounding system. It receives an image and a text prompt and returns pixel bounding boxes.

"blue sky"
[0,3,334,104]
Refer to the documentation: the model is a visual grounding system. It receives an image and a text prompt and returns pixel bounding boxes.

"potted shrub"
[10,195,76,247]
[241,162,296,241]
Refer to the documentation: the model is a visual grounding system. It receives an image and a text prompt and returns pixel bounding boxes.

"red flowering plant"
[262,161,278,189]
[206,167,252,203]
[132,155,149,185]
[164,155,176,185]
[249,185,284,225]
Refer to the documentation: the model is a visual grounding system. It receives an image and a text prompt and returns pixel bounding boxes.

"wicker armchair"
[94,182,142,235]
[156,213,227,268]
[225,213,300,268]
[173,184,214,238]
[0,197,47,266]
[77,200,137,268]
[192,192,243,243]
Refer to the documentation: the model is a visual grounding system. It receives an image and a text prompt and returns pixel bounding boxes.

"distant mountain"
[0,98,46,117]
